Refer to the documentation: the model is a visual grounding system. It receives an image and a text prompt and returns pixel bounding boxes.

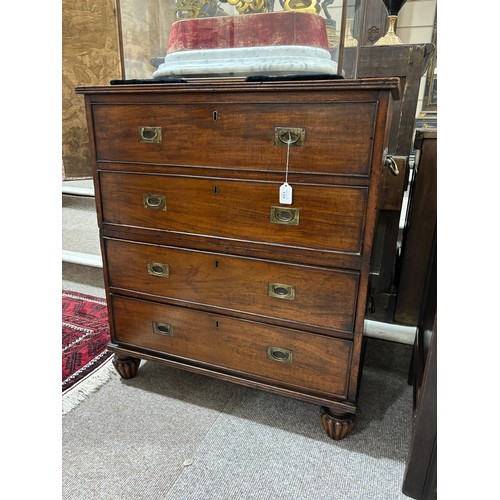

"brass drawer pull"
[267,346,293,364]
[147,262,169,277]
[152,321,173,337]
[138,126,162,143]
[270,206,300,225]
[384,155,400,176]
[268,283,295,301]
[143,193,166,211]
[274,127,305,146]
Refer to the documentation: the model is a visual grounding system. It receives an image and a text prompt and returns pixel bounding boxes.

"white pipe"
[62,250,102,268]
[364,319,416,345]
[62,185,94,197]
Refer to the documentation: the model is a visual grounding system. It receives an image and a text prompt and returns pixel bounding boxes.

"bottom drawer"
[111,295,352,399]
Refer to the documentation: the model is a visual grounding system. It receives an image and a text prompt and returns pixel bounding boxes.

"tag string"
[285,131,291,184]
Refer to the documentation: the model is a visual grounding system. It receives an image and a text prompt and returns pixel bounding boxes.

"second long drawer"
[104,238,359,334]
[99,171,368,256]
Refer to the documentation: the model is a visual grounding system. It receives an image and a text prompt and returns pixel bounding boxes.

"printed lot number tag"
[279,182,293,204]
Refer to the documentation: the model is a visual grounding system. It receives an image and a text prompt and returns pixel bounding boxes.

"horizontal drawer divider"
[96,161,373,184]
[101,223,364,260]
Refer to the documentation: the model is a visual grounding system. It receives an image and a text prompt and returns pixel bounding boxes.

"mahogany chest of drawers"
[77,78,399,440]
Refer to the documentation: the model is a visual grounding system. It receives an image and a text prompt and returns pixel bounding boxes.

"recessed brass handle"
[152,321,173,337]
[143,193,166,211]
[268,283,295,301]
[270,206,300,225]
[274,127,305,146]
[267,346,293,364]
[138,126,162,143]
[147,262,169,277]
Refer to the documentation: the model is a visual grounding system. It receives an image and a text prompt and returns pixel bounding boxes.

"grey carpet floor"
[62,195,101,256]
[62,262,106,298]
[62,337,413,499]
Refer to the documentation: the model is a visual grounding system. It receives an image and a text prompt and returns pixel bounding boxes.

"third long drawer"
[104,238,359,335]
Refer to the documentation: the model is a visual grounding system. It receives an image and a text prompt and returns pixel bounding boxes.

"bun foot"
[320,406,355,440]
[112,354,141,379]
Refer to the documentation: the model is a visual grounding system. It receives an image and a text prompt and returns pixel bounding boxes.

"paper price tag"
[279,182,293,205]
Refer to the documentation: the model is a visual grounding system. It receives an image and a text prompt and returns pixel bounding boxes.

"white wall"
[397,0,437,44]
[396,0,437,115]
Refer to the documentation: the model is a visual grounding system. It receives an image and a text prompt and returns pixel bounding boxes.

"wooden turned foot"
[112,354,140,379]
[320,406,355,440]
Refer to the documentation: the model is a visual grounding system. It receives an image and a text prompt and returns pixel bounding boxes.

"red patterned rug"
[62,290,115,414]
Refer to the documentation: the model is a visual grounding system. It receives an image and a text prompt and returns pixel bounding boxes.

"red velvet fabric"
[167,11,329,54]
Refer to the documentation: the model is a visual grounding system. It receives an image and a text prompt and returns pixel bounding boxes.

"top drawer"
[92,101,377,176]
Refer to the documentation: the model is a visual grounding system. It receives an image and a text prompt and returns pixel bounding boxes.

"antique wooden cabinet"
[77,78,399,439]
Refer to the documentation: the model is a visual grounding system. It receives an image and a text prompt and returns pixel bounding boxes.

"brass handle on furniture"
[138,126,162,143]
[143,193,166,211]
[270,206,300,225]
[385,155,400,176]
[152,321,173,337]
[274,127,305,147]
[268,283,295,301]
[267,346,293,364]
[147,262,169,277]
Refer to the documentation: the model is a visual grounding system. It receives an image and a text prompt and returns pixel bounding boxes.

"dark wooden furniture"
[403,228,437,499]
[401,131,437,497]
[357,0,389,46]
[77,78,399,440]
[395,129,437,325]
[356,44,434,322]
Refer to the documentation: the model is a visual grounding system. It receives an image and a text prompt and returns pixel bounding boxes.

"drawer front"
[99,172,367,255]
[105,239,359,333]
[111,295,352,398]
[92,102,377,176]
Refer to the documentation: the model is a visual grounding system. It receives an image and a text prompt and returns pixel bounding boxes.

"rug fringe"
[62,357,117,415]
